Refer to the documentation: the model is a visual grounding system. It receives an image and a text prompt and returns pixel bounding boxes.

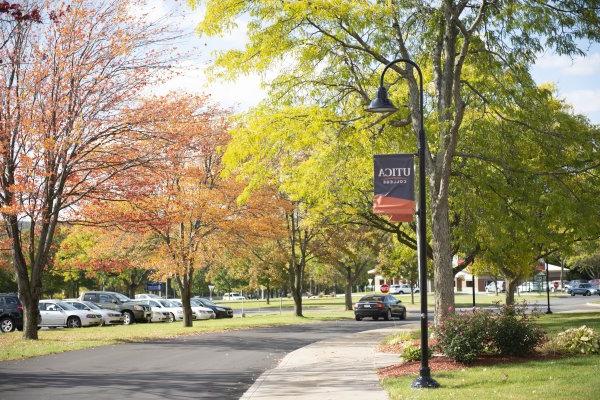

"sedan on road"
[354,295,406,321]
[38,300,103,328]
[63,299,124,325]
[568,283,599,296]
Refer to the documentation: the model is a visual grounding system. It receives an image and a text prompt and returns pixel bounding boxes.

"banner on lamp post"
[373,154,415,222]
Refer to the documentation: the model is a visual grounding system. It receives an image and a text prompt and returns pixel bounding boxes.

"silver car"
[63,299,124,325]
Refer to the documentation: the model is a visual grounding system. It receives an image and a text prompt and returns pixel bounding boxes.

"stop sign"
[380,284,390,293]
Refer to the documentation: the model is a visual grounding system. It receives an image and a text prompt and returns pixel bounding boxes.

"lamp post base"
[411,375,440,389]
[546,310,553,314]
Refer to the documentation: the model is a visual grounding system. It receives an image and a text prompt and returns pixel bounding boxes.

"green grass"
[0,310,353,362]
[382,356,600,400]
[216,292,559,311]
[382,312,600,399]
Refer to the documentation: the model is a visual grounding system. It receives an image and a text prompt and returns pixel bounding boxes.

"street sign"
[146,282,163,291]
[380,283,390,293]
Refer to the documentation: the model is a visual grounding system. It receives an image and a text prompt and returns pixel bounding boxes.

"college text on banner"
[373,154,415,222]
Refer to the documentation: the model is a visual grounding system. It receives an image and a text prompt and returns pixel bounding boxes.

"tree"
[379,240,419,304]
[0,0,177,339]
[316,224,381,310]
[192,0,600,322]
[569,241,600,280]
[86,94,281,326]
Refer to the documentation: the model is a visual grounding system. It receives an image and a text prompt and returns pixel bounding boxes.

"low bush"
[382,330,420,346]
[435,308,493,363]
[542,325,600,355]
[435,303,545,363]
[401,343,431,362]
[490,304,545,356]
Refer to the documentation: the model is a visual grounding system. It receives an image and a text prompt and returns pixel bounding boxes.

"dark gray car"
[353,294,406,321]
[79,291,151,324]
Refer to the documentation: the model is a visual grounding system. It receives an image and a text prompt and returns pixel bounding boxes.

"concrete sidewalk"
[240,323,417,400]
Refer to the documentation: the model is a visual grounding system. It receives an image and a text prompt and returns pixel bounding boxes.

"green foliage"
[490,305,546,356]
[435,304,545,363]
[401,343,431,362]
[383,330,420,346]
[435,308,495,364]
[543,325,600,356]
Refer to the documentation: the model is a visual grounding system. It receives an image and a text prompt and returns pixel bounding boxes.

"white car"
[38,300,103,328]
[63,299,124,325]
[222,292,246,301]
[389,284,418,294]
[172,299,215,320]
[135,293,161,300]
[137,299,182,322]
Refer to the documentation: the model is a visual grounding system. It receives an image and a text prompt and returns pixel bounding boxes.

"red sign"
[380,284,390,293]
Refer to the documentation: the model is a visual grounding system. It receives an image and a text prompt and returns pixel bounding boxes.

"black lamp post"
[539,258,552,314]
[367,59,439,389]
[472,274,476,308]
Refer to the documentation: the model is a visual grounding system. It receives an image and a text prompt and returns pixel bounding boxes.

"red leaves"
[0,2,41,23]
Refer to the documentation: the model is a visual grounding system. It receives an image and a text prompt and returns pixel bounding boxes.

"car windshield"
[114,293,131,302]
[160,300,177,307]
[359,296,385,302]
[199,298,216,306]
[56,301,78,311]
[82,301,101,310]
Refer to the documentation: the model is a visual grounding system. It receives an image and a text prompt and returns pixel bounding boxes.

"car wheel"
[399,310,406,320]
[384,309,391,321]
[122,311,134,325]
[0,317,15,333]
[571,292,575,296]
[66,316,82,328]
[355,316,362,321]
[169,313,176,322]
[373,316,379,321]
[586,291,591,296]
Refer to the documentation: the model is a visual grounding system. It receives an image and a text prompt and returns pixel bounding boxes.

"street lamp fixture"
[367,58,439,389]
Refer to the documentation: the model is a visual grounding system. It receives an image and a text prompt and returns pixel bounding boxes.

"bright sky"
[147,1,600,124]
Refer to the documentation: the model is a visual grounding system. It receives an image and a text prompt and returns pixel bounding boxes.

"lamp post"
[367,59,439,389]
[472,274,476,308]
[539,258,552,314]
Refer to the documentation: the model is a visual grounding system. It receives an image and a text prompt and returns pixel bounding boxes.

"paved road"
[0,319,411,400]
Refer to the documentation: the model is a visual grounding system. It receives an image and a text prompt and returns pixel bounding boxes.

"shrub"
[382,330,420,346]
[544,325,600,355]
[401,343,431,362]
[435,308,493,364]
[489,304,545,356]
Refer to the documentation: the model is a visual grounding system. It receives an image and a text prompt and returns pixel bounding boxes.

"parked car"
[568,283,599,296]
[517,282,542,292]
[79,291,151,325]
[170,299,215,320]
[564,280,589,292]
[485,281,505,293]
[137,299,183,322]
[222,292,246,301]
[354,294,406,321]
[192,297,234,318]
[389,284,418,294]
[135,294,161,300]
[38,300,103,328]
[63,299,124,325]
[0,293,23,333]
[133,300,173,322]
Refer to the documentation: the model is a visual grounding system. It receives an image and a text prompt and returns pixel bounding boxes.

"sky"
[144,1,600,124]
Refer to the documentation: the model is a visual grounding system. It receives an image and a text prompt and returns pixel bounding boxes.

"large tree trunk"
[344,266,353,311]
[506,279,518,305]
[266,283,270,305]
[431,197,455,324]
[18,283,40,340]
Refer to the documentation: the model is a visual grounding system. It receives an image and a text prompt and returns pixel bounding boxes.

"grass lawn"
[381,312,600,400]
[217,292,564,311]
[0,309,354,362]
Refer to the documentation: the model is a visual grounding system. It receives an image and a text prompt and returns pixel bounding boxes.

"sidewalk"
[240,324,418,400]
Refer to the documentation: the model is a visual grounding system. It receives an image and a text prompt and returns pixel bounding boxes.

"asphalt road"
[0,318,410,400]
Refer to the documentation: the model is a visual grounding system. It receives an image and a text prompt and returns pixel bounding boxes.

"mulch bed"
[378,354,563,378]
